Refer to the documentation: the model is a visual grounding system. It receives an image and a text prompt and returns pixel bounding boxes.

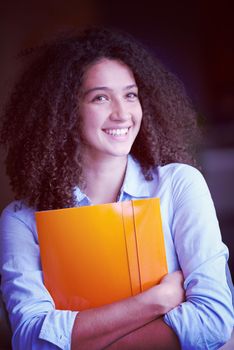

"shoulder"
[157,162,204,180]
[129,155,207,190]
[0,200,36,232]
[127,156,210,200]
[151,163,212,206]
[156,163,209,191]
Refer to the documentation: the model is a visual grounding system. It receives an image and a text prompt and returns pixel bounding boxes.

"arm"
[162,165,234,349]
[104,271,185,350]
[105,318,180,350]
[71,271,184,350]
[0,202,77,350]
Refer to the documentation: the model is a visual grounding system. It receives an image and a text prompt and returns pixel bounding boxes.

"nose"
[109,99,131,122]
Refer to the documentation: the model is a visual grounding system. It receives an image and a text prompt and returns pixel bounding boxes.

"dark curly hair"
[0,26,200,210]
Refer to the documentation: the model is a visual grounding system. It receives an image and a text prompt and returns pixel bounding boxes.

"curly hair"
[0,26,200,210]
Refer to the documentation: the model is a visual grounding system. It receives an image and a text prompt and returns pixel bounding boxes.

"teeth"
[104,128,129,136]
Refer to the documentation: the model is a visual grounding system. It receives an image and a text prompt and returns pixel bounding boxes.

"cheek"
[136,106,143,123]
[81,105,105,127]
[135,102,143,117]
[80,107,95,130]
[81,116,103,141]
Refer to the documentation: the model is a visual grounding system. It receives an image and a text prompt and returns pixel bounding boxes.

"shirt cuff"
[39,310,78,349]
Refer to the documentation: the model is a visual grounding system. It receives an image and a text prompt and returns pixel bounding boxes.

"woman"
[0,27,233,349]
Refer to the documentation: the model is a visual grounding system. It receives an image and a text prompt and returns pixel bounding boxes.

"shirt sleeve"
[163,165,234,350]
[0,203,78,350]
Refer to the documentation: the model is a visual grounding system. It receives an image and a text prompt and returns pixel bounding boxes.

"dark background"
[0,1,233,277]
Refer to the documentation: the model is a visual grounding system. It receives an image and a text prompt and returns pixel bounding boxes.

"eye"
[92,95,109,103]
[126,92,138,101]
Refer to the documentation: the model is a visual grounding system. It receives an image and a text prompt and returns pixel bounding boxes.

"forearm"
[105,318,181,350]
[71,292,162,350]
[71,272,184,350]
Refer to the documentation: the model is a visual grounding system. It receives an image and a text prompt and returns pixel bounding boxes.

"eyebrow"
[82,84,138,97]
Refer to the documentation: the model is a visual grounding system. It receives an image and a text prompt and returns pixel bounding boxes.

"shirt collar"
[120,155,151,199]
[74,187,91,206]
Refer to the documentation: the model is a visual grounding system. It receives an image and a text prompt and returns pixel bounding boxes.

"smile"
[103,128,129,136]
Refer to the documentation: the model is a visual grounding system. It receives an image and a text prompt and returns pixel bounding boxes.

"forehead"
[81,58,136,88]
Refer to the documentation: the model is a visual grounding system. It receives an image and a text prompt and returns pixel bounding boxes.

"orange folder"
[36,198,168,311]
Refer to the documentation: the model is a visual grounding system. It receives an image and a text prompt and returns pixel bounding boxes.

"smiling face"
[79,58,143,162]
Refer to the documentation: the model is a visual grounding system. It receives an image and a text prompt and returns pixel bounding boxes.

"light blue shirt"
[0,156,233,350]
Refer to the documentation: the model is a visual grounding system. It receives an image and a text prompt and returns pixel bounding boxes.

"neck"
[81,154,128,205]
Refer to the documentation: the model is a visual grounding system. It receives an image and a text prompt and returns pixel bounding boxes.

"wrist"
[134,285,167,317]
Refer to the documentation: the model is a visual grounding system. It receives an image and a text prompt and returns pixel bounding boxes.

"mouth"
[103,127,130,136]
